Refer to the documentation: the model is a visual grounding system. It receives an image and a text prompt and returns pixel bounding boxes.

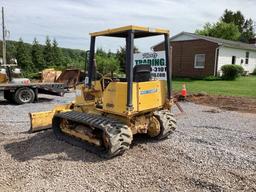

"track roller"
[52,111,133,158]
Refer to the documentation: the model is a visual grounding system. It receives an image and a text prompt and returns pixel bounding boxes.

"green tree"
[106,56,120,77]
[43,36,53,67]
[96,48,108,75]
[116,46,139,72]
[31,38,44,71]
[221,9,255,42]
[5,41,17,63]
[16,38,33,72]
[116,46,126,72]
[240,19,255,43]
[52,38,63,67]
[196,10,255,42]
[196,21,241,41]
[96,48,120,76]
[221,10,245,32]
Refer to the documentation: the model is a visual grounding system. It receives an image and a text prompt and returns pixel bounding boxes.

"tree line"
[0,37,136,78]
[0,37,86,77]
[196,9,255,42]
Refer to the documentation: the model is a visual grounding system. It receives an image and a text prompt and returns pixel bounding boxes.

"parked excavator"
[30,26,177,158]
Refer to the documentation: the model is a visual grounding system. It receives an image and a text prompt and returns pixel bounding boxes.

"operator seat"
[133,64,151,82]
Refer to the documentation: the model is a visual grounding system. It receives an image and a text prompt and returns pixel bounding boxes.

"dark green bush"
[234,65,244,76]
[203,75,222,81]
[221,64,244,80]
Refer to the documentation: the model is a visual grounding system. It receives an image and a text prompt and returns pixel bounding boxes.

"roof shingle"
[153,32,256,51]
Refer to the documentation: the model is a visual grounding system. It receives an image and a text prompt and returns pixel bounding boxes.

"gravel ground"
[0,92,255,192]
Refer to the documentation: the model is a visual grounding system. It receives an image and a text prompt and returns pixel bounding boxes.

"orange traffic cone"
[181,83,187,97]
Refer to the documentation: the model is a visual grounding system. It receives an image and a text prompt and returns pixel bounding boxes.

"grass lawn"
[173,76,256,98]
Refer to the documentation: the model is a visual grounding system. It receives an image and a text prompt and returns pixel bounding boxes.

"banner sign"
[133,51,166,80]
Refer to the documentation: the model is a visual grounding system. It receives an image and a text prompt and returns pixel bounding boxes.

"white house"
[153,32,256,77]
[218,45,256,74]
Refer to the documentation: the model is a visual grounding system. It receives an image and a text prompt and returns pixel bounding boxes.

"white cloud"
[2,0,256,51]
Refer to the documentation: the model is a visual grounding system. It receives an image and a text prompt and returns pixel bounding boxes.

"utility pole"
[2,6,6,65]
[1,7,11,81]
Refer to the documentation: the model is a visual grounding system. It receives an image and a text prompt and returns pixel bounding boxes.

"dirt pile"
[187,94,256,114]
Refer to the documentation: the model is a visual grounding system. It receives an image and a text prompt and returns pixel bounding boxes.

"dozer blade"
[29,104,71,132]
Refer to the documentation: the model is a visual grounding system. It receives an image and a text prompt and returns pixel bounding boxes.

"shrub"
[203,75,222,81]
[221,64,244,80]
[234,65,244,76]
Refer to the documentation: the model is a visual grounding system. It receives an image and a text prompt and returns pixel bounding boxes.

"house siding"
[218,46,256,73]
[154,39,219,77]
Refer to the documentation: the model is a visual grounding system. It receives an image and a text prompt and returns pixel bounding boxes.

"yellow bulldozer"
[30,26,177,158]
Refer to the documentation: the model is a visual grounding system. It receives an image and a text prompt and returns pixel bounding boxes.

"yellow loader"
[30,26,177,158]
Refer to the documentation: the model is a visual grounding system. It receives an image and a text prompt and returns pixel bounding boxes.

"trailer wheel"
[14,88,35,104]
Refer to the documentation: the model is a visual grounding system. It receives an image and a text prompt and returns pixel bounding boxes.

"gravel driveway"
[0,92,255,192]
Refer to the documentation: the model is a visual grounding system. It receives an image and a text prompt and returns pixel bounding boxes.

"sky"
[1,0,256,52]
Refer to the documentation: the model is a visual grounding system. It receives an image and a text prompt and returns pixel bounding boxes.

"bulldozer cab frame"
[29,26,177,159]
[87,25,172,112]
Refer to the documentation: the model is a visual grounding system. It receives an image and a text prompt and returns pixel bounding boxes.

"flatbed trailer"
[0,82,65,104]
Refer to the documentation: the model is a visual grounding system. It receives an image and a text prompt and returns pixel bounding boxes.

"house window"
[245,52,249,64]
[232,56,236,64]
[194,54,205,69]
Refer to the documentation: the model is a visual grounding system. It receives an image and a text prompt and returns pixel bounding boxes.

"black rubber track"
[52,111,132,159]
